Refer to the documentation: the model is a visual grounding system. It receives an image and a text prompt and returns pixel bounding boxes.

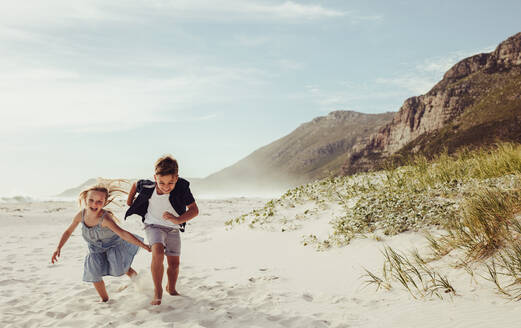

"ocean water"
[0,194,75,203]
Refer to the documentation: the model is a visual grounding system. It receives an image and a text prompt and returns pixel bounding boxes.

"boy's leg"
[165,255,180,295]
[93,280,109,302]
[151,243,165,305]
[146,225,168,305]
[164,228,181,296]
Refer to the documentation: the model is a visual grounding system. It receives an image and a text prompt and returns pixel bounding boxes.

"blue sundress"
[81,209,143,282]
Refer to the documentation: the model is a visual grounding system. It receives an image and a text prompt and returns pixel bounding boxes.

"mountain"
[195,110,394,193]
[343,32,521,174]
[57,178,98,197]
[60,33,521,196]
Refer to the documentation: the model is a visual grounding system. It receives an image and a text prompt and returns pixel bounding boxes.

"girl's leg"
[126,267,137,279]
[93,280,109,302]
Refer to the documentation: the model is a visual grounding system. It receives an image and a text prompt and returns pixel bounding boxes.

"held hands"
[162,211,182,224]
[51,248,61,264]
[143,244,152,252]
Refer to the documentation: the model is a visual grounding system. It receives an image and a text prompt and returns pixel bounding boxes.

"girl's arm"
[127,182,137,206]
[51,212,82,264]
[102,214,151,252]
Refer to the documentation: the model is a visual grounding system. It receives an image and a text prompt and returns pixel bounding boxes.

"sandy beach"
[0,196,520,328]
[2,1,520,326]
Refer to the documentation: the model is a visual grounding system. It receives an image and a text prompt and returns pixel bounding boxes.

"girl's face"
[86,190,107,214]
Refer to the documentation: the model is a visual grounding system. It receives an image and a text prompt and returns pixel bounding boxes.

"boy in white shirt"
[126,155,199,305]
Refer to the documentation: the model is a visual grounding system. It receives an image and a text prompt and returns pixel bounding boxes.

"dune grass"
[363,246,455,300]
[228,142,521,299]
[365,143,521,299]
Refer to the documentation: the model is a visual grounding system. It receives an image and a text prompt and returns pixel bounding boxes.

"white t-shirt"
[144,188,180,228]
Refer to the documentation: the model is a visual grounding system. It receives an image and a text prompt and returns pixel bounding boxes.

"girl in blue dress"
[51,180,151,302]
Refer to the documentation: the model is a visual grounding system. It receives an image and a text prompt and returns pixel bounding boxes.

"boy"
[125,155,199,305]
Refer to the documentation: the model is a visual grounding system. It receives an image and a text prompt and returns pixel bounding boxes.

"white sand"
[1,197,520,328]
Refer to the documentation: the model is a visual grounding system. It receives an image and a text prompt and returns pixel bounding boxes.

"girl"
[51,180,151,302]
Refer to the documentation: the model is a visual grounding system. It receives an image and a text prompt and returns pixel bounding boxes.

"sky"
[1,0,520,197]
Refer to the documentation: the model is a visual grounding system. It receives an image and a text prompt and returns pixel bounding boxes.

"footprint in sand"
[249,275,280,283]
[0,279,27,286]
[302,293,314,302]
[117,284,130,292]
[331,296,348,304]
[214,266,236,271]
[45,311,67,319]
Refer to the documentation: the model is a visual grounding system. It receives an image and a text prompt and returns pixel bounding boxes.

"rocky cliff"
[344,32,521,174]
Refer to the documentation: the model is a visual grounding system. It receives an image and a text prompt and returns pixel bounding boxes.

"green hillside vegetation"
[228,142,521,299]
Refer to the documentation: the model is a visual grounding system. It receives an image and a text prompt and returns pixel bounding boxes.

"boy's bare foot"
[151,288,163,305]
[166,289,180,296]
[165,283,180,296]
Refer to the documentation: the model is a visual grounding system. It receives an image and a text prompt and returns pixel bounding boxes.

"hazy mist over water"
[0,195,76,203]
[0,178,285,203]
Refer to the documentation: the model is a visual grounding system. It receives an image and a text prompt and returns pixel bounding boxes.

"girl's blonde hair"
[78,179,128,221]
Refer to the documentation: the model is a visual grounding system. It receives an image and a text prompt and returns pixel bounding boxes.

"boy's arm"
[163,201,199,225]
[127,182,137,206]
[51,212,82,263]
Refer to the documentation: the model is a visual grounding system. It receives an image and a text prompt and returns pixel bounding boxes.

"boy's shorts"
[144,224,181,256]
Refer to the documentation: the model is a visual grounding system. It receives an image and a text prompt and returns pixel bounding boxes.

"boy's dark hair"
[155,155,179,176]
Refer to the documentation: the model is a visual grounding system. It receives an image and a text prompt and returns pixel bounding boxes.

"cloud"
[375,76,437,95]
[192,113,218,121]
[415,47,495,74]
[0,1,122,27]
[243,1,345,20]
[0,1,345,29]
[276,59,304,70]
[302,83,403,112]
[377,46,497,95]
[0,61,266,134]
[300,45,497,115]
[235,35,271,47]
[0,1,377,133]
[346,14,383,24]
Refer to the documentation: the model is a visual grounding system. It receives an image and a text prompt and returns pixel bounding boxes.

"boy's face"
[154,174,178,194]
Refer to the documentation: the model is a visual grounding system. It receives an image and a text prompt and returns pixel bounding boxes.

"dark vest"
[124,178,194,232]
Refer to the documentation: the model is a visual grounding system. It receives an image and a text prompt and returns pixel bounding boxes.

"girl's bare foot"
[150,298,161,305]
